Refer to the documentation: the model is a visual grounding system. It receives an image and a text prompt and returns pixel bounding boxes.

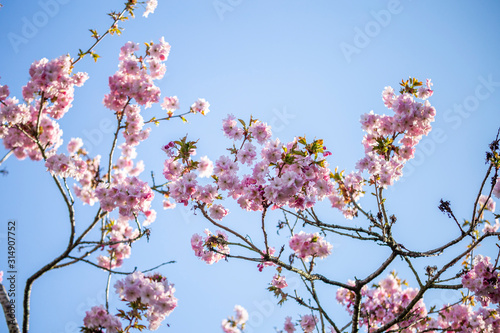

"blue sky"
[1,0,500,332]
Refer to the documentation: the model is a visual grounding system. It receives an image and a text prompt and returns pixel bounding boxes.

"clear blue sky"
[1,0,500,332]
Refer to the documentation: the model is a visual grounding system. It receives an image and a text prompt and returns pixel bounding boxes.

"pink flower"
[209,204,229,220]
[149,37,171,62]
[483,219,500,234]
[0,84,9,101]
[271,274,288,289]
[113,271,177,330]
[236,142,257,165]
[163,199,176,210]
[221,320,241,333]
[355,81,436,188]
[249,121,271,144]
[222,114,244,140]
[478,194,496,213]
[198,156,214,178]
[83,305,122,333]
[283,316,296,333]
[66,137,83,154]
[382,86,395,108]
[233,305,248,325]
[416,79,433,100]
[161,96,180,112]
[191,98,210,115]
[493,177,500,198]
[300,314,318,333]
[289,231,332,261]
[462,255,500,305]
[191,229,229,264]
[143,0,158,17]
[221,305,248,333]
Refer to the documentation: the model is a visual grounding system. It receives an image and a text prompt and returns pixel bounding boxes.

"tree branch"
[0,284,19,333]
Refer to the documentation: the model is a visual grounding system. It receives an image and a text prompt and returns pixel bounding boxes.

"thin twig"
[0,149,13,167]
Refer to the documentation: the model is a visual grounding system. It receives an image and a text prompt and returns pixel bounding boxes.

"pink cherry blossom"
[82,305,122,333]
[209,203,229,220]
[271,274,288,289]
[143,0,158,17]
[191,98,210,115]
[221,305,248,333]
[300,314,318,333]
[462,255,500,306]
[191,229,230,264]
[289,231,332,261]
[113,271,177,330]
[198,155,214,178]
[161,96,180,115]
[283,316,296,333]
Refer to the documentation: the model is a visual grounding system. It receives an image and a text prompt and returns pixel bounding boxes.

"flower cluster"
[95,175,155,220]
[462,255,500,306]
[114,271,178,330]
[143,0,158,17]
[482,219,500,233]
[222,114,244,140]
[191,98,210,115]
[300,314,318,333]
[103,38,170,150]
[356,79,436,187]
[257,247,276,272]
[209,203,229,220]
[44,138,90,180]
[289,231,332,261]
[161,96,180,117]
[271,274,288,289]
[478,194,496,213]
[336,274,431,331]
[437,303,500,332]
[104,39,169,111]
[0,84,9,101]
[72,153,101,206]
[221,305,248,333]
[82,305,122,333]
[0,55,87,160]
[280,315,318,333]
[24,55,88,119]
[97,216,140,269]
[328,171,365,219]
[164,116,339,215]
[415,79,434,100]
[283,316,296,333]
[493,178,500,198]
[191,229,230,264]
[336,272,500,332]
